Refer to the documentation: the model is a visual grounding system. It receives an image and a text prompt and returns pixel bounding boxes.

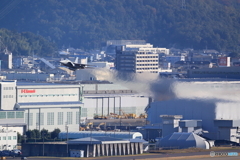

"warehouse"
[146,79,240,143]
[0,80,149,132]
[21,137,144,157]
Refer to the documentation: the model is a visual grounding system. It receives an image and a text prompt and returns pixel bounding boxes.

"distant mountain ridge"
[0,0,240,52]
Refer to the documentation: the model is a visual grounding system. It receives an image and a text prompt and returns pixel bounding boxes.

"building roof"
[59,131,143,140]
[67,136,130,144]
[18,101,82,106]
[16,101,82,109]
[159,132,209,149]
[175,61,210,65]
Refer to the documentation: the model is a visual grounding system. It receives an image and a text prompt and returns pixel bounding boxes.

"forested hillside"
[0,0,240,55]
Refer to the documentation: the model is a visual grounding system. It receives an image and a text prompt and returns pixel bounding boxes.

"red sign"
[218,57,230,67]
[21,89,36,93]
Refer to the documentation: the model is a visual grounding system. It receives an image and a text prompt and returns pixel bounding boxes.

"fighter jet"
[60,58,93,71]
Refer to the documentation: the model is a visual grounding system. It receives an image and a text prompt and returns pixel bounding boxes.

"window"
[67,112,72,125]
[58,112,63,125]
[76,112,79,124]
[25,113,33,126]
[8,136,11,140]
[29,113,33,126]
[3,136,6,140]
[81,108,88,117]
[47,112,54,125]
[16,112,24,118]
[0,112,6,119]
[13,136,17,140]
[7,112,15,118]
[36,113,44,125]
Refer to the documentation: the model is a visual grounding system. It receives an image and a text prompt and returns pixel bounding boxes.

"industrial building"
[22,137,144,157]
[0,49,12,69]
[0,80,149,133]
[145,79,240,144]
[0,127,18,150]
[187,66,240,79]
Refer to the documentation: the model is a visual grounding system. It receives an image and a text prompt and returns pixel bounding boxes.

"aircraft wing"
[74,63,86,69]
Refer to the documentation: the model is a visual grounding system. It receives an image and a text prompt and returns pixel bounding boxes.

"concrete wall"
[24,107,80,132]
[0,81,16,110]
[0,131,17,150]
[17,85,81,103]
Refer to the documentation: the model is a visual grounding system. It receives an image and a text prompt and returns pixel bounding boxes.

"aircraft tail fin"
[74,57,79,63]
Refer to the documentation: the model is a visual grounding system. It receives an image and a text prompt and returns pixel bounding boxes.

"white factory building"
[0,80,149,133]
[0,128,18,150]
[146,79,240,143]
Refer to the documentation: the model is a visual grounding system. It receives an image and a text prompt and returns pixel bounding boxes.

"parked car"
[0,149,22,157]
[0,150,11,156]
[11,149,22,156]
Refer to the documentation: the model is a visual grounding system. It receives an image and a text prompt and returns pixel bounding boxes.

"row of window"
[0,136,17,140]
[136,64,158,66]
[19,94,77,98]
[137,71,158,73]
[25,111,80,126]
[136,68,158,70]
[0,112,24,119]
[136,60,158,62]
[3,95,14,98]
[137,52,158,54]
[119,60,134,63]
[3,87,14,90]
[136,56,158,58]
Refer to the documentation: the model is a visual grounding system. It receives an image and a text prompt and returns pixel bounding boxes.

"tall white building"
[115,46,159,73]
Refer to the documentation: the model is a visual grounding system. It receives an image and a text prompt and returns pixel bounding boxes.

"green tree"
[26,130,36,139]
[51,128,61,139]
[1,0,240,52]
[41,128,50,139]
[32,129,41,138]
[17,132,22,143]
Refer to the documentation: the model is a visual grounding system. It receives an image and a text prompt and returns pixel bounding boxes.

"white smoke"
[86,68,240,102]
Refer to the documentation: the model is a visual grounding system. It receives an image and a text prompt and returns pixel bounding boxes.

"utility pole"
[42,132,44,156]
[65,122,69,156]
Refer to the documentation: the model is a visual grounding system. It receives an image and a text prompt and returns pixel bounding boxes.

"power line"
[0,0,21,21]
